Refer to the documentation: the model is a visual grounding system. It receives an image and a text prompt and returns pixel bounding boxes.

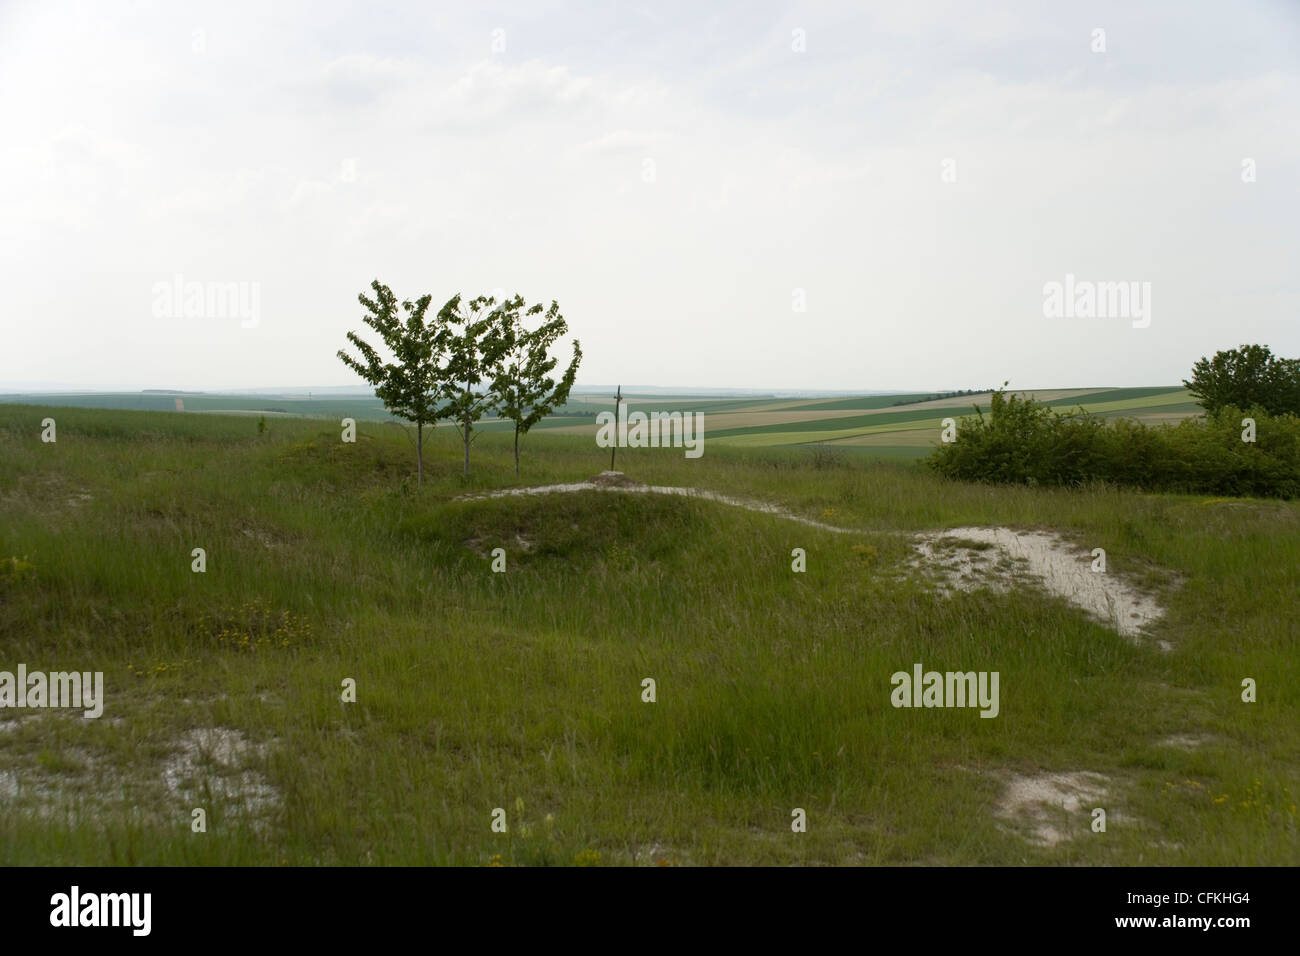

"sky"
[1,0,1297,393]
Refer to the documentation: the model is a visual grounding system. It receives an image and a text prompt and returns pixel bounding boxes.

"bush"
[808,443,848,470]
[927,389,1300,499]
[1184,344,1300,416]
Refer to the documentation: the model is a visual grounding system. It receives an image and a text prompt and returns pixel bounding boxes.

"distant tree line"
[337,280,582,481]
[892,388,980,407]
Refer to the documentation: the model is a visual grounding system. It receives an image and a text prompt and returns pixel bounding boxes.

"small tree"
[438,294,508,476]
[1184,344,1300,416]
[490,296,583,474]
[337,280,446,484]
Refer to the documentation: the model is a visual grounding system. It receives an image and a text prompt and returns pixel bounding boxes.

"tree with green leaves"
[489,295,583,474]
[437,293,509,476]
[337,280,446,484]
[1183,344,1300,416]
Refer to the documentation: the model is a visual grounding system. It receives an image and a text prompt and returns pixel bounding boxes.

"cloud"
[0,0,1297,391]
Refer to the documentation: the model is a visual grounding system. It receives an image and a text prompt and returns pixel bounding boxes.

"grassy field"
[0,402,1295,865]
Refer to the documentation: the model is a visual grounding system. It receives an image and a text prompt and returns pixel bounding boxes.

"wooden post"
[610,384,622,471]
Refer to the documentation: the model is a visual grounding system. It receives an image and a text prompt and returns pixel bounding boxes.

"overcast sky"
[2,0,1297,392]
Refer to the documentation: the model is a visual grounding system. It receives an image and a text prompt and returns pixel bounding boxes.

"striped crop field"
[3,387,1199,458]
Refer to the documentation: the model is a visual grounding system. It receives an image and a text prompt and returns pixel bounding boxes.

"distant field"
[0,392,400,421]
[3,386,1198,459]
[705,386,1197,452]
[558,386,1197,454]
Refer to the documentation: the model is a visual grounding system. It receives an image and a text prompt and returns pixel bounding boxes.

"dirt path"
[457,473,1169,641]
[456,471,857,534]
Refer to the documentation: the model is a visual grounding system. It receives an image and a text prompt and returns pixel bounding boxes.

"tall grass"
[0,403,1296,865]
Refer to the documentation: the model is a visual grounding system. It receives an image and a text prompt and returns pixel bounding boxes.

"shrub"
[1184,344,1300,416]
[808,443,848,470]
[928,388,1300,499]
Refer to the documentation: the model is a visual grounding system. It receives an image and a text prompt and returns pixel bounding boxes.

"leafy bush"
[1184,344,1300,416]
[928,389,1300,498]
[808,443,848,470]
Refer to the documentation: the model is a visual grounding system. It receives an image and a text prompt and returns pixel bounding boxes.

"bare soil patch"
[912,527,1166,642]
[995,770,1112,847]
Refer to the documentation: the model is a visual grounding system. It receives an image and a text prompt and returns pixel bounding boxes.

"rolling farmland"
[2,386,1198,458]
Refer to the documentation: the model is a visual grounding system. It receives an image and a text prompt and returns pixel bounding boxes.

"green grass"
[0,392,401,422]
[0,403,1295,865]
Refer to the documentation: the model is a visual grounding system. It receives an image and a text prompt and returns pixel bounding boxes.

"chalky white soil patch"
[160,728,278,819]
[631,842,689,866]
[912,527,1165,642]
[0,716,41,734]
[995,770,1112,847]
[0,717,278,825]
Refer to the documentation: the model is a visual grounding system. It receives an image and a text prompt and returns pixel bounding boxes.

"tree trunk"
[417,421,424,485]
[462,418,471,476]
[514,424,520,475]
